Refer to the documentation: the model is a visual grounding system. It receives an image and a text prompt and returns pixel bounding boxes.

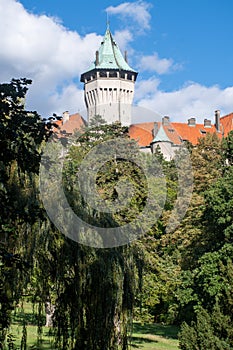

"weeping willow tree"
[35,118,149,350]
[33,237,143,350]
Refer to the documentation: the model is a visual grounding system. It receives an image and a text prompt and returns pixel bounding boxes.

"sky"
[0,0,233,123]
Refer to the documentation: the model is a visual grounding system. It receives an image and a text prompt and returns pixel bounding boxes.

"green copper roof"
[152,125,172,143]
[85,28,136,72]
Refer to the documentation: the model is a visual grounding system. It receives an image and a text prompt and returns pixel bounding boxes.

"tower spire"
[80,26,138,126]
[106,11,110,30]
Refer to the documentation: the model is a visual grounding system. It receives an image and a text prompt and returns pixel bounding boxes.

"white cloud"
[0,0,101,117]
[137,53,175,74]
[136,81,233,122]
[113,29,136,68]
[26,83,86,118]
[134,76,160,100]
[0,0,232,124]
[106,1,152,31]
[113,29,133,51]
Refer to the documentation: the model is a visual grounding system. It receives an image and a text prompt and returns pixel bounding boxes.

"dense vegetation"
[1,79,233,349]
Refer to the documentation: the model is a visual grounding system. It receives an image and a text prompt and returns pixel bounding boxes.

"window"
[109,71,118,78]
[99,71,107,78]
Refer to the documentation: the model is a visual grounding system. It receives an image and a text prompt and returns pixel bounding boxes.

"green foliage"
[0,78,48,173]
[33,118,146,349]
[138,133,233,333]
[173,135,233,348]
[204,166,233,246]
[0,79,50,344]
[64,134,148,229]
[132,153,182,324]
[191,133,223,193]
[222,130,233,165]
[2,80,233,350]
[179,304,233,350]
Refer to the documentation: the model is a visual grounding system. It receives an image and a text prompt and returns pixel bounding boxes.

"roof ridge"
[108,29,121,69]
[220,113,233,120]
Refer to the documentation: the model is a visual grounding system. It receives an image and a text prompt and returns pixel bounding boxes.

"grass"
[4,303,180,349]
[130,322,180,349]
[6,302,56,349]
[7,325,55,349]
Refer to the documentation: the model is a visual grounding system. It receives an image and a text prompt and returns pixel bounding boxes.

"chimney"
[124,50,128,63]
[204,119,211,128]
[62,111,69,124]
[96,50,99,66]
[153,122,159,137]
[215,110,220,132]
[162,116,170,125]
[188,117,196,126]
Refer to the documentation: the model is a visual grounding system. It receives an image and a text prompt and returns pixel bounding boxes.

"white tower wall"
[84,73,135,126]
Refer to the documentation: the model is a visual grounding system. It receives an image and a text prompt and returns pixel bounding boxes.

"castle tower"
[80,26,138,126]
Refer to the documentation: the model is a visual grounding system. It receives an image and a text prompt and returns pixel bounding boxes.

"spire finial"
[106,11,110,30]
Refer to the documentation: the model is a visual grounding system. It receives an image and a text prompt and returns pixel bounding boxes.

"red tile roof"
[129,114,233,147]
[128,123,154,146]
[163,124,183,145]
[172,122,221,145]
[220,113,233,137]
[52,112,233,147]
[128,121,183,146]
[54,113,87,136]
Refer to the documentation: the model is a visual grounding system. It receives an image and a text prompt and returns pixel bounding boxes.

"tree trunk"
[45,302,55,327]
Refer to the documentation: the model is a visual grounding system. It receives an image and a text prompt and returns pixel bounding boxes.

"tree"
[0,79,49,344]
[222,130,233,165]
[203,166,233,249]
[179,304,233,350]
[177,145,233,347]
[36,117,146,349]
[144,134,232,327]
[191,133,223,193]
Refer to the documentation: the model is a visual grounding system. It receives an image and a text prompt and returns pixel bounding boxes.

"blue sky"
[1,0,233,122]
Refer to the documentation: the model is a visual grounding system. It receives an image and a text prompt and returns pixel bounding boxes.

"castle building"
[128,110,233,160]
[80,25,138,126]
[55,27,233,159]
